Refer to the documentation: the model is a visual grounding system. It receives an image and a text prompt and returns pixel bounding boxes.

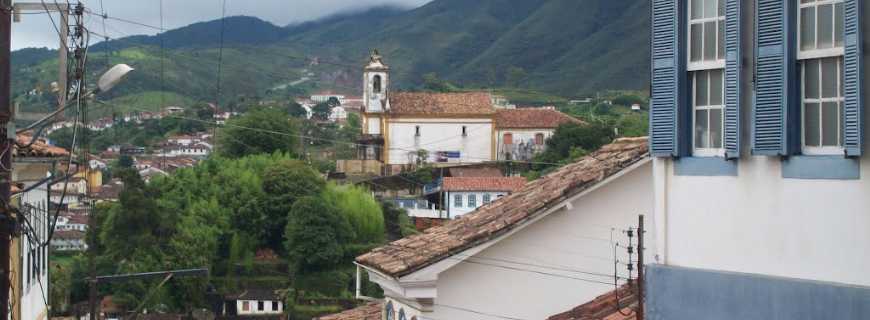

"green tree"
[117,154,134,168]
[262,160,325,249]
[217,107,300,158]
[287,102,308,118]
[311,103,331,121]
[535,122,614,168]
[422,73,457,92]
[284,196,354,272]
[381,201,406,241]
[321,184,385,244]
[327,97,341,107]
[506,66,528,87]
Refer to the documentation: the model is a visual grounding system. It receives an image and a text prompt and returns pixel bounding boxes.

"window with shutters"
[689,0,726,156]
[798,0,845,155]
[454,194,462,208]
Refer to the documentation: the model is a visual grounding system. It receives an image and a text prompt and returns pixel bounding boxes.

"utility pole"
[637,214,645,320]
[0,0,13,318]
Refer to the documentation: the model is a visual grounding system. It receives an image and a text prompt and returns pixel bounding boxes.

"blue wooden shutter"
[724,0,742,159]
[753,0,796,156]
[650,0,686,157]
[843,0,863,157]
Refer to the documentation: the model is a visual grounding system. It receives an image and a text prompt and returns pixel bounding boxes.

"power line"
[433,304,532,320]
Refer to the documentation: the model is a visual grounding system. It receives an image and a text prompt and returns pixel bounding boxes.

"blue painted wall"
[646,264,870,320]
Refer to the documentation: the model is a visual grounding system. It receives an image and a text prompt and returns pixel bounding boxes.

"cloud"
[11,0,432,50]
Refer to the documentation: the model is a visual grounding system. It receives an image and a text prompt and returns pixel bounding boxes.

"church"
[358,51,499,174]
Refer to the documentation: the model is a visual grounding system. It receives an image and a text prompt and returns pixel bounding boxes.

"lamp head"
[97,64,134,93]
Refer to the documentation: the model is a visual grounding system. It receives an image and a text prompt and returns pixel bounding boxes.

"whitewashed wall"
[651,1,870,289]
[13,163,51,320]
[445,191,510,218]
[386,119,493,165]
[428,162,653,320]
[235,300,282,315]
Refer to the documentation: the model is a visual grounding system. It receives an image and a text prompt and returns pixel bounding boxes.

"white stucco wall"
[386,119,493,165]
[652,1,870,289]
[425,161,653,320]
[235,300,282,315]
[13,163,51,320]
[445,191,510,218]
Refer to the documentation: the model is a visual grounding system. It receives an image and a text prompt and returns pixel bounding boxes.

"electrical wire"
[433,303,531,320]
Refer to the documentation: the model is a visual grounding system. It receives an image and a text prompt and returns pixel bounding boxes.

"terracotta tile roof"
[53,230,86,240]
[548,285,638,320]
[442,177,526,192]
[496,108,584,129]
[356,137,649,277]
[388,92,495,116]
[315,302,382,320]
[15,133,70,158]
[447,167,503,177]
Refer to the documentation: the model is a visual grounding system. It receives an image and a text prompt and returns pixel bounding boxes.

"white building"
[223,289,284,316]
[343,138,653,320]
[358,51,497,174]
[11,133,69,320]
[436,176,525,218]
[50,230,87,252]
[495,108,582,161]
[311,92,346,104]
[645,0,870,318]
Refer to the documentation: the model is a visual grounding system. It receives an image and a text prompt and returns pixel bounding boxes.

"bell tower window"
[373,75,382,93]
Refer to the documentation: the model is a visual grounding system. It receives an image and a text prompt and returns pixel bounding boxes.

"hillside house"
[335,138,653,320]
[645,0,870,318]
[495,108,582,161]
[50,230,87,252]
[222,289,284,316]
[422,176,526,218]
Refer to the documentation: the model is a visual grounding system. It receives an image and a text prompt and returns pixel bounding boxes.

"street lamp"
[19,64,134,134]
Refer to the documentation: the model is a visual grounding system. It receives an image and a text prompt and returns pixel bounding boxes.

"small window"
[802,57,844,154]
[462,126,467,137]
[483,194,491,204]
[692,69,725,155]
[385,302,395,320]
[504,133,513,145]
[271,301,279,311]
[467,194,477,208]
[454,194,463,208]
[415,126,421,137]
[258,301,264,311]
[242,301,250,311]
[687,0,725,69]
[373,75,383,93]
[535,133,545,145]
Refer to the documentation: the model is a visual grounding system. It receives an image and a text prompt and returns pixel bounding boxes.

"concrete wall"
[386,119,493,165]
[496,128,553,160]
[429,161,653,320]
[652,0,870,289]
[646,264,870,320]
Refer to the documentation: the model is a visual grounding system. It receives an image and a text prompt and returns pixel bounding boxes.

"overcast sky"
[11,0,431,50]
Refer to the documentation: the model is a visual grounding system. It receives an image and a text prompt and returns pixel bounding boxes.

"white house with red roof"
[436,176,526,218]
[495,107,584,161]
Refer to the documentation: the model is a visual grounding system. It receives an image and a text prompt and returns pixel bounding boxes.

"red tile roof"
[53,230,86,240]
[389,92,495,116]
[15,133,70,158]
[315,302,382,320]
[356,137,649,277]
[495,108,584,129]
[548,284,638,320]
[442,177,526,192]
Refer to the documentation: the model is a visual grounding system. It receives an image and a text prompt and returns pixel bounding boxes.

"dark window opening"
[415,126,421,137]
[257,301,264,311]
[373,75,382,93]
[462,126,467,136]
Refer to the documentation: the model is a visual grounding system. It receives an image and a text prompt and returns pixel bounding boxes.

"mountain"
[11,0,650,114]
